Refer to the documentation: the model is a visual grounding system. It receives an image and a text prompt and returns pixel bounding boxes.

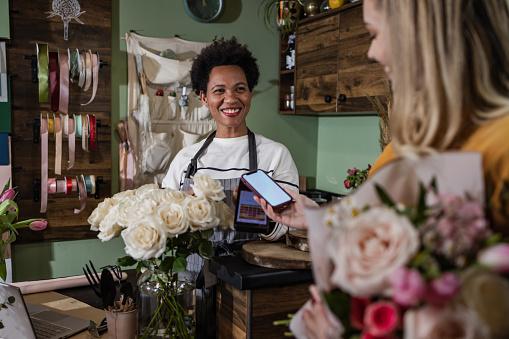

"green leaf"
[374,184,395,208]
[413,182,427,226]
[201,229,214,240]
[0,259,6,281]
[429,176,438,194]
[485,233,502,247]
[198,241,214,259]
[159,257,174,273]
[117,256,137,267]
[322,289,350,322]
[172,257,187,273]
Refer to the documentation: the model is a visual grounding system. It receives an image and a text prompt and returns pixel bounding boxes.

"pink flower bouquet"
[293,154,509,339]
[0,180,47,280]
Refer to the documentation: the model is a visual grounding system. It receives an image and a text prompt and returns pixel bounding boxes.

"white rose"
[116,198,158,227]
[111,189,135,203]
[147,189,188,205]
[191,175,225,201]
[328,206,419,296]
[185,196,220,230]
[97,205,123,241]
[157,202,189,235]
[135,184,160,198]
[88,198,117,231]
[121,218,167,260]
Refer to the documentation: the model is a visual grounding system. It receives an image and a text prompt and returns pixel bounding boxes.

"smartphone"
[241,170,294,212]
[234,178,270,233]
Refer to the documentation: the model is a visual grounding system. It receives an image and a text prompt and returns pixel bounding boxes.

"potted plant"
[259,0,304,34]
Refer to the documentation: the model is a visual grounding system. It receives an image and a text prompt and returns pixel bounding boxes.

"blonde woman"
[257,0,509,233]
[255,1,509,337]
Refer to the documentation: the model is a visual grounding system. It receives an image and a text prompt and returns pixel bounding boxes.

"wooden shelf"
[280,69,295,75]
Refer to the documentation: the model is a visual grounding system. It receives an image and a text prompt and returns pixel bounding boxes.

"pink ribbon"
[82,52,99,106]
[58,51,69,114]
[40,113,48,213]
[74,174,87,214]
[67,116,75,169]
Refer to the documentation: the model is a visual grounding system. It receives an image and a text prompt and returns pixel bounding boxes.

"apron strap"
[185,130,216,178]
[185,129,258,178]
[248,129,257,171]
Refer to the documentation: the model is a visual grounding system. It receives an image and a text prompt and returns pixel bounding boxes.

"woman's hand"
[253,189,316,229]
[303,285,343,339]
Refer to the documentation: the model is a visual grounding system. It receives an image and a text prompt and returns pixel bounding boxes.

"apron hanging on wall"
[125,32,215,187]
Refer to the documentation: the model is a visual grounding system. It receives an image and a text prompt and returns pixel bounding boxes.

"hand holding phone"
[241,170,294,212]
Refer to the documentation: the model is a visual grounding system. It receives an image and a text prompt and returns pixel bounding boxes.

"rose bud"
[478,244,509,273]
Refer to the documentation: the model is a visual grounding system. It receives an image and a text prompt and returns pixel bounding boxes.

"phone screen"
[234,179,269,232]
[242,170,292,207]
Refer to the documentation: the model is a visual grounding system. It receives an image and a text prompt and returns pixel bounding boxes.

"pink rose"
[478,244,509,273]
[390,267,425,307]
[348,167,358,176]
[425,273,460,306]
[328,207,419,296]
[344,179,352,189]
[0,188,15,203]
[29,220,48,231]
[364,301,399,337]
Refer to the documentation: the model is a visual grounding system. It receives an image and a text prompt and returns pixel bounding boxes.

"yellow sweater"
[369,115,509,231]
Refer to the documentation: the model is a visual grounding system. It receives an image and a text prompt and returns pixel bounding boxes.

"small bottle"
[284,94,291,110]
[290,86,295,110]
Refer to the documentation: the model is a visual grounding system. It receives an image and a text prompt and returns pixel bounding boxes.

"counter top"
[209,254,313,290]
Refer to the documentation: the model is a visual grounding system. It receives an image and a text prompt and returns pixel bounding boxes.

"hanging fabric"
[125,32,216,187]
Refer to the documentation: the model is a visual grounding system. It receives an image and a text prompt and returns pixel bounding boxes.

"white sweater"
[161,133,299,190]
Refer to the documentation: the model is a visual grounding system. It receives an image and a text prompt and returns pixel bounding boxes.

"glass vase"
[137,274,196,338]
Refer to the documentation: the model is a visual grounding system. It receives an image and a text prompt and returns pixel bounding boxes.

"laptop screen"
[0,282,37,339]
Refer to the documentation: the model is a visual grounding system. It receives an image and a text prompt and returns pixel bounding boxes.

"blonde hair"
[382,0,509,155]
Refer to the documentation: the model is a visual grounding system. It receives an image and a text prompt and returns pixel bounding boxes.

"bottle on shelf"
[285,33,296,70]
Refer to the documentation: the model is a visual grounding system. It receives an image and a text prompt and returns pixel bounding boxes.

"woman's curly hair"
[191,37,260,95]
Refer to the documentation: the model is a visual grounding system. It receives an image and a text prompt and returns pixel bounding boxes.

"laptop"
[0,282,90,339]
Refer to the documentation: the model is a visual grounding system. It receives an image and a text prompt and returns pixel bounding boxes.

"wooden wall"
[7,0,111,243]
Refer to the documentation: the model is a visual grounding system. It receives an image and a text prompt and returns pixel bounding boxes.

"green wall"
[316,116,381,195]
[13,0,319,281]
[0,0,9,39]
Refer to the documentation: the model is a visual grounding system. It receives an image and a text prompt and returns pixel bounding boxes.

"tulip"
[29,220,48,231]
[390,267,426,307]
[0,188,15,203]
[478,244,509,273]
[363,301,399,337]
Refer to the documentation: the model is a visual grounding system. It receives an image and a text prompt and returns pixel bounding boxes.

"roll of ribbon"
[54,113,62,175]
[82,52,99,106]
[49,52,59,112]
[36,43,49,104]
[58,50,69,114]
[84,51,92,92]
[75,113,82,138]
[89,175,96,195]
[40,113,49,213]
[56,178,67,194]
[65,177,72,194]
[78,52,86,88]
[47,178,57,194]
[67,116,75,170]
[47,114,54,134]
[89,114,96,151]
[84,175,92,193]
[74,174,87,214]
[81,114,89,151]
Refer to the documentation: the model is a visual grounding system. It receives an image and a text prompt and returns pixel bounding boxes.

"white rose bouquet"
[88,175,233,338]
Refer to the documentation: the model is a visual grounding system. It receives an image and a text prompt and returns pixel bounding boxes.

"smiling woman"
[160,36,299,338]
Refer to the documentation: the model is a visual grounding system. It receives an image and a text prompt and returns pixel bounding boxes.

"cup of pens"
[105,296,137,339]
